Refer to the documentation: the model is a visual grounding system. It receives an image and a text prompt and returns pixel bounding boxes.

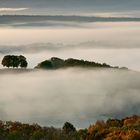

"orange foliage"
[86,115,140,140]
[123,115,140,126]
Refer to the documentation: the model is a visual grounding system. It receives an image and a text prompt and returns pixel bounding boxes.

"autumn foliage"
[0,115,139,140]
[0,121,85,140]
[86,115,140,140]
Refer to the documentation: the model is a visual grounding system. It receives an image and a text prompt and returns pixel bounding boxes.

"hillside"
[0,115,139,140]
[35,57,127,70]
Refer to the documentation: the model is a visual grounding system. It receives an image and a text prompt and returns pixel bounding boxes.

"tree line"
[0,121,87,140]
[0,115,139,140]
[35,57,125,69]
[1,55,128,70]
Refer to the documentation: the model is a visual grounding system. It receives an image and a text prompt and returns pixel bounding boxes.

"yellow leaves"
[123,115,140,127]
[86,116,140,140]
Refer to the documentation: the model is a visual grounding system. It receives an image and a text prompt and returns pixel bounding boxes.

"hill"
[35,57,127,70]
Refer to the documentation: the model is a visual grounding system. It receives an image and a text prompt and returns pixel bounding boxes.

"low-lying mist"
[0,22,140,71]
[0,68,140,128]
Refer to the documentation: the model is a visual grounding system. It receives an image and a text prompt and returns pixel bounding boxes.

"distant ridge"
[1,15,140,27]
[1,15,140,22]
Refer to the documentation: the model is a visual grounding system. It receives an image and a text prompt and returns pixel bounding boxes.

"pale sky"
[0,0,140,16]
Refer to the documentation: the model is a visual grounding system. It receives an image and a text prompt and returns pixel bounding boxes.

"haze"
[0,69,140,128]
[0,22,140,71]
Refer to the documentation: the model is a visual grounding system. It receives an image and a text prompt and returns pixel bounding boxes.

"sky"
[0,0,140,16]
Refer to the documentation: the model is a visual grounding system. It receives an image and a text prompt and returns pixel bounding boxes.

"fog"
[0,22,140,71]
[0,22,140,45]
[0,21,140,128]
[0,69,140,128]
[0,47,140,71]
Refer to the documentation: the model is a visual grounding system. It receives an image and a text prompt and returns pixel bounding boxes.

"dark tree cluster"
[1,55,28,68]
[63,122,76,134]
[35,57,113,70]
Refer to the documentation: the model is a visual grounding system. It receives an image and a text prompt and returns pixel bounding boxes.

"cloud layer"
[0,68,140,128]
[0,8,28,12]
[1,15,140,28]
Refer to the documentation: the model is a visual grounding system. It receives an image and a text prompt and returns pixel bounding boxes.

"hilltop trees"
[1,55,28,68]
[35,57,113,70]
[1,56,128,70]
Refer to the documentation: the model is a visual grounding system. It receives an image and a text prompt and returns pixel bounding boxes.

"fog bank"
[0,68,140,128]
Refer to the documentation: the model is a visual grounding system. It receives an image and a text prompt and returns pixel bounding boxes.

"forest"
[0,115,139,140]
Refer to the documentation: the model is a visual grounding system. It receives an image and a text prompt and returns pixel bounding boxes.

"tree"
[19,55,28,68]
[1,55,28,68]
[1,55,11,68]
[62,122,76,134]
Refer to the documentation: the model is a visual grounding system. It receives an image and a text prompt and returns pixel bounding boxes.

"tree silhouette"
[19,55,28,68]
[35,57,115,69]
[1,55,28,68]
[62,122,76,134]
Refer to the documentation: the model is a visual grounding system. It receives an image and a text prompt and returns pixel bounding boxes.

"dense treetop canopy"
[1,55,28,68]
